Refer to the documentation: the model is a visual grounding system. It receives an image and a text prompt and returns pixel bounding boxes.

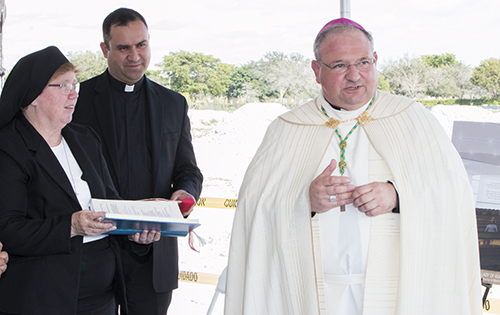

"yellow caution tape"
[196,197,237,209]
[179,270,500,314]
[178,272,500,312]
[180,197,234,286]
[178,270,219,285]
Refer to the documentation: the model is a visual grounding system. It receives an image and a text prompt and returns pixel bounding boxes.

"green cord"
[321,96,374,175]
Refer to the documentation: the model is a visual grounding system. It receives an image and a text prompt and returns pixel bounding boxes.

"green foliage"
[377,73,391,92]
[226,65,261,101]
[244,60,278,101]
[444,63,474,98]
[419,98,500,106]
[156,51,234,99]
[65,48,500,108]
[426,66,462,98]
[209,63,234,97]
[380,54,427,99]
[145,69,169,86]
[381,54,479,100]
[421,53,457,68]
[247,51,319,105]
[470,58,500,99]
[67,51,107,82]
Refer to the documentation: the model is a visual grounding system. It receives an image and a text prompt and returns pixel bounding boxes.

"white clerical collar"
[124,84,135,92]
[320,94,370,119]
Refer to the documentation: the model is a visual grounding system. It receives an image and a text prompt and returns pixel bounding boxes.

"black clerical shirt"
[108,73,153,199]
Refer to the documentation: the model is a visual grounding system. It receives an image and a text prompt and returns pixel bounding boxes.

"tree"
[206,62,234,97]
[67,51,107,82]
[421,53,457,68]
[145,69,169,87]
[381,55,427,99]
[421,53,472,97]
[421,54,466,98]
[425,66,461,98]
[428,62,472,98]
[156,51,234,99]
[249,51,318,105]
[447,62,473,98]
[377,73,391,92]
[471,58,500,99]
[226,65,260,101]
[244,60,278,101]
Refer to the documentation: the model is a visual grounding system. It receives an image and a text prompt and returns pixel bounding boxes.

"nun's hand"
[70,210,116,237]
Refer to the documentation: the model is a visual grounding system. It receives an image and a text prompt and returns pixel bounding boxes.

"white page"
[91,199,183,219]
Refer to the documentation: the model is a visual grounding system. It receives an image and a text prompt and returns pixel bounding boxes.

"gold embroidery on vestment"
[357,111,372,126]
[324,111,373,129]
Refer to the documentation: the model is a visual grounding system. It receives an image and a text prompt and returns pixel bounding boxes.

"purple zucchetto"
[317,18,365,36]
[0,46,69,129]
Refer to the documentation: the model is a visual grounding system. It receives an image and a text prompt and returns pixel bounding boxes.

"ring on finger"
[329,195,337,202]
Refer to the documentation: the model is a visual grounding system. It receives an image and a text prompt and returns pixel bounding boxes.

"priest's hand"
[128,230,162,244]
[130,198,177,243]
[171,189,196,217]
[0,242,8,276]
[309,159,355,213]
[352,182,398,217]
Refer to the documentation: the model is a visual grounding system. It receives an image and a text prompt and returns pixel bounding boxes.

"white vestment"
[318,96,372,315]
[224,91,482,315]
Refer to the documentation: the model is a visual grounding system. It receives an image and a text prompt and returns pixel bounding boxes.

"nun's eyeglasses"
[47,82,80,94]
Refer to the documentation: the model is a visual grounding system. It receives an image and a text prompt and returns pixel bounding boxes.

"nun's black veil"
[0,46,68,129]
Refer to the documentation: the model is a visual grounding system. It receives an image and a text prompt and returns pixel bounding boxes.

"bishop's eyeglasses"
[320,59,375,74]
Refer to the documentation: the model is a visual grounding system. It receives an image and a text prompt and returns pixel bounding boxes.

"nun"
[0,46,149,315]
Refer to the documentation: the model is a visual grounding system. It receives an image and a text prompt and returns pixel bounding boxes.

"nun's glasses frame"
[47,82,80,95]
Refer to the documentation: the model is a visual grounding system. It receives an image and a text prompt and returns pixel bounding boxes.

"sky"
[1,0,499,73]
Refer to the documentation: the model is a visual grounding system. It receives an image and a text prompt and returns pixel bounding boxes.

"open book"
[91,198,200,237]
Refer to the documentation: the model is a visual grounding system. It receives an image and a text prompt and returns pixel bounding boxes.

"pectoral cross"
[340,177,346,212]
